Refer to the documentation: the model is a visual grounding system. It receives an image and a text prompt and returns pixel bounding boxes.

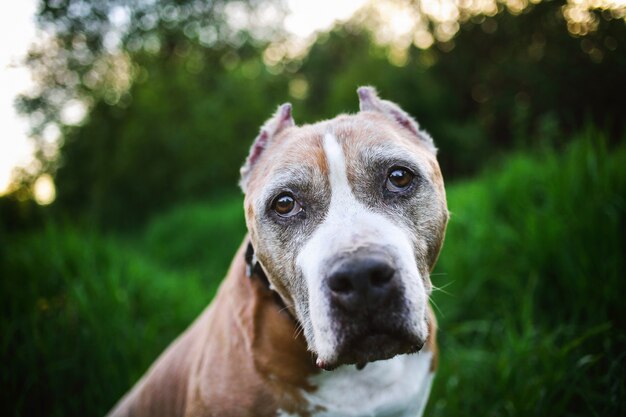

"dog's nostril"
[327,256,397,308]
[369,264,394,287]
[328,273,353,293]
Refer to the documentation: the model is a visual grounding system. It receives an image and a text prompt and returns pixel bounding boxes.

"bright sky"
[0,0,368,196]
[285,0,368,37]
[0,0,38,195]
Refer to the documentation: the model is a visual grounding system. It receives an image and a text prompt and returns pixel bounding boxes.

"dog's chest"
[279,352,434,417]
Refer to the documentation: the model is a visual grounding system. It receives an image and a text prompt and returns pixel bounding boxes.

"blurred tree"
[7,0,626,228]
[55,40,289,226]
[13,0,287,200]
[427,1,626,149]
[293,0,625,175]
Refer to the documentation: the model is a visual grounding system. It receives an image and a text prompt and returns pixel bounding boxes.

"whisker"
[293,322,305,340]
[429,297,445,318]
[278,304,293,315]
[271,301,305,340]
[431,280,455,297]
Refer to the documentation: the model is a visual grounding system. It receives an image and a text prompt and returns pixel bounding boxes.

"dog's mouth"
[315,328,424,371]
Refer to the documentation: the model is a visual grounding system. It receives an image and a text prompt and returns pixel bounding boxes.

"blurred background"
[1,0,625,415]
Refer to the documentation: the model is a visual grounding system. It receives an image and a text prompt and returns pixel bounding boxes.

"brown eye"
[272,193,302,217]
[386,167,414,191]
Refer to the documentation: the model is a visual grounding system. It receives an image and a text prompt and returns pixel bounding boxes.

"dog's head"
[240,87,448,369]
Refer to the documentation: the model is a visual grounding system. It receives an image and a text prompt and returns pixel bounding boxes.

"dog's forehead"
[246,112,437,202]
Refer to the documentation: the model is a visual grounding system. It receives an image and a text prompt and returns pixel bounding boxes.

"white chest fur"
[279,352,434,417]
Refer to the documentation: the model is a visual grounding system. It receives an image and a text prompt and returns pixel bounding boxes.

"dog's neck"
[226,240,319,414]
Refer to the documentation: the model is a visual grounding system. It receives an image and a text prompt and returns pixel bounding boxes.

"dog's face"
[240,87,448,370]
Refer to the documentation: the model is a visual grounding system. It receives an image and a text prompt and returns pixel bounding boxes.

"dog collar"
[245,241,291,314]
[245,241,269,285]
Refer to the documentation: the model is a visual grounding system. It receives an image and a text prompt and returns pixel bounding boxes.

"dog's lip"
[315,330,424,371]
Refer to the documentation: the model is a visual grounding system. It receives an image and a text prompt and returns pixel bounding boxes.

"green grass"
[1,200,246,416]
[429,134,626,416]
[1,130,625,416]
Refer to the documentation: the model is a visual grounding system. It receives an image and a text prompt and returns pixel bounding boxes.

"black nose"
[327,256,397,312]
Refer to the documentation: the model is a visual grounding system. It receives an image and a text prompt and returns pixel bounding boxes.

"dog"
[108,86,449,417]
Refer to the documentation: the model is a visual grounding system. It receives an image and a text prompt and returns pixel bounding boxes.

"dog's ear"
[357,86,436,153]
[240,103,295,193]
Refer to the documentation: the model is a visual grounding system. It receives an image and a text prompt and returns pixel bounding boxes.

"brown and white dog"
[108,86,449,417]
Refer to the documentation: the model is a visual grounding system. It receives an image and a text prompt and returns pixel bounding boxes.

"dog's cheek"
[418,199,448,274]
[252,218,306,304]
[400,190,447,275]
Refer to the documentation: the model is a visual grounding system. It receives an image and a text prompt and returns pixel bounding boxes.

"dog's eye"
[386,167,414,191]
[272,192,302,217]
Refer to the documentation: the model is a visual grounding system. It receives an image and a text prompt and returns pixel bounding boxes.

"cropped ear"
[357,86,436,153]
[240,103,295,193]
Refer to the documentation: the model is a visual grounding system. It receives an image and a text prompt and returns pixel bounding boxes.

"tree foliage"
[8,0,626,227]
[13,0,286,198]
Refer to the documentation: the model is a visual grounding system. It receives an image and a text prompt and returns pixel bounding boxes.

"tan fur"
[108,238,440,416]
[108,239,319,417]
[426,306,439,372]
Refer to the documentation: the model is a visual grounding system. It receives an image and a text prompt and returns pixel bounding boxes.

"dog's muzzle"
[327,252,398,312]
[320,250,425,369]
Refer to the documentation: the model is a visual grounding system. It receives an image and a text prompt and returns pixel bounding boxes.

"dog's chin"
[317,331,424,371]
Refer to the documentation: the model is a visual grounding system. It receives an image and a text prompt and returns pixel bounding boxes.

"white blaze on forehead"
[297,132,428,363]
[323,132,351,200]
